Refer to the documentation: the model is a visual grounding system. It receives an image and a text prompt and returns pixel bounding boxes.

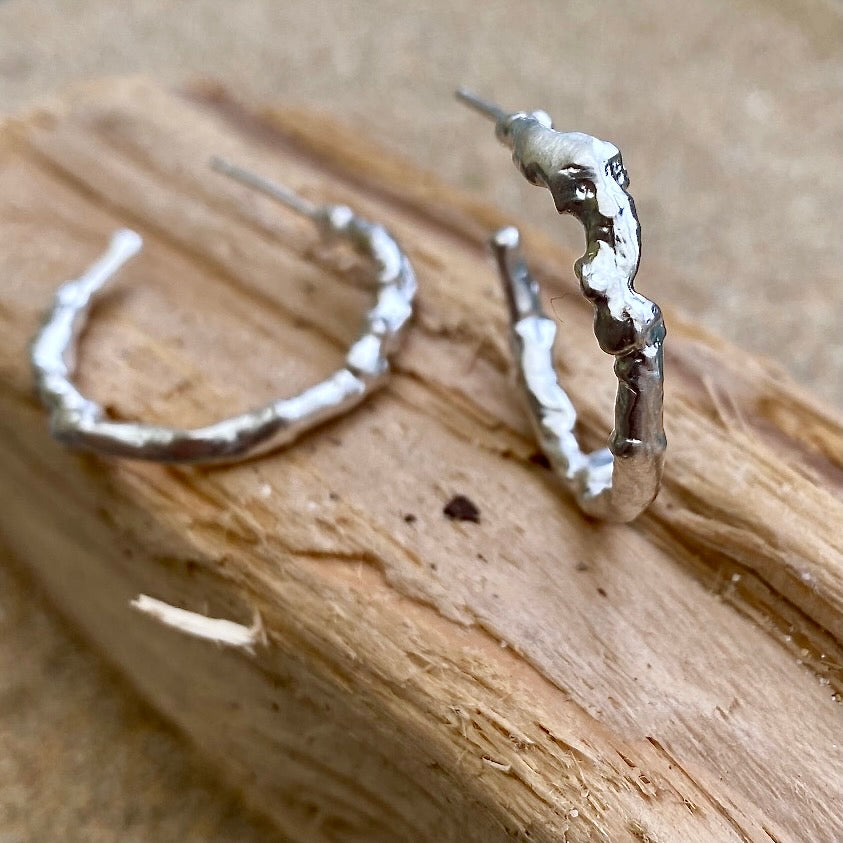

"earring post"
[454,87,507,122]
[209,156,319,219]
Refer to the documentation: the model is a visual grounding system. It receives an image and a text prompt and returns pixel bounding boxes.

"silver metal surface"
[457,89,666,522]
[31,159,416,463]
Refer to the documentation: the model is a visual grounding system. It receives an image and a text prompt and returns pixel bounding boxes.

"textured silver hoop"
[31,158,416,464]
[457,90,666,522]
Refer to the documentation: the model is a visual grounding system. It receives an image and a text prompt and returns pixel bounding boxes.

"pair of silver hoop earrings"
[31,91,666,522]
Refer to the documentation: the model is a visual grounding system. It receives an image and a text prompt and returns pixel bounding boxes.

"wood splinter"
[130,594,266,654]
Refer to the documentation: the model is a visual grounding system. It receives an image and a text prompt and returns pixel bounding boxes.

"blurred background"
[0,0,839,839]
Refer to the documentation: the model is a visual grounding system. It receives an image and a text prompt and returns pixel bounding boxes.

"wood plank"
[0,78,840,842]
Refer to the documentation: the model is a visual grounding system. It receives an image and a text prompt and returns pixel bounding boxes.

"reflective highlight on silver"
[31,159,416,463]
[457,89,666,522]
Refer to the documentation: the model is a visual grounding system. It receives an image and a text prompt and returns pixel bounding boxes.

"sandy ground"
[0,0,839,839]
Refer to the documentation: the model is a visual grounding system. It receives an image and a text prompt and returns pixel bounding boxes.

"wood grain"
[0,78,840,842]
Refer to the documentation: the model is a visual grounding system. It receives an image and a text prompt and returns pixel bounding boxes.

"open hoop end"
[110,228,143,257]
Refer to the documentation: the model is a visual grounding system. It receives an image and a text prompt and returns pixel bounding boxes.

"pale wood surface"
[1,3,841,840]
[0,79,840,842]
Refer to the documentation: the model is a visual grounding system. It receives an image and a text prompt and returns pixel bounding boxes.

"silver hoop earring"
[457,90,666,522]
[31,158,416,464]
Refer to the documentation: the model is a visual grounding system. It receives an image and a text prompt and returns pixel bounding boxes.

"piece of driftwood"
[0,78,840,842]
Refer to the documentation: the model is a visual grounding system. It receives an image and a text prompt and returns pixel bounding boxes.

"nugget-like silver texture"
[458,90,665,521]
[31,161,416,463]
